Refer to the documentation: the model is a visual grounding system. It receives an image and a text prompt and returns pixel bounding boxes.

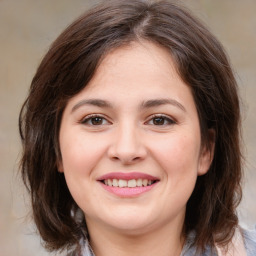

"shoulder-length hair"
[19,0,242,253]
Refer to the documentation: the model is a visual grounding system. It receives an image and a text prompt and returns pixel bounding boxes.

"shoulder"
[242,227,256,256]
[66,239,94,256]
[181,231,218,256]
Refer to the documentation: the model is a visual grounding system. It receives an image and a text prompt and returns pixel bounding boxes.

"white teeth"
[128,179,136,188]
[142,179,148,187]
[107,179,112,186]
[118,179,127,188]
[137,179,142,187]
[112,179,118,187]
[103,178,156,187]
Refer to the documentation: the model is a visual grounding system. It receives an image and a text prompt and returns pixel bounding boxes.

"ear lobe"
[57,161,64,173]
[198,129,215,176]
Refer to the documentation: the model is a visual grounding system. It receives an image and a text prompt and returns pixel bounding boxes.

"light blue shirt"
[181,228,256,256]
[243,228,256,256]
[69,227,256,256]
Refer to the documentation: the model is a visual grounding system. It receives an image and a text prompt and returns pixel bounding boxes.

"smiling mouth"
[101,179,158,188]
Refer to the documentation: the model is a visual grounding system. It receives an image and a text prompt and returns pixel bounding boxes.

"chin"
[101,209,158,234]
[108,221,155,236]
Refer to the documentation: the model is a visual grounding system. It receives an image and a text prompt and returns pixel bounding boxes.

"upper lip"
[97,172,159,181]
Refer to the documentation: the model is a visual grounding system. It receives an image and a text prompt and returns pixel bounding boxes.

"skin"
[59,41,214,256]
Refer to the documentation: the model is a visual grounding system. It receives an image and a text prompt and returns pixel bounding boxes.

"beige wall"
[0,0,255,255]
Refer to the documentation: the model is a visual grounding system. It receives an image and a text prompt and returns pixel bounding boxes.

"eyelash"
[80,114,110,126]
[145,114,176,126]
[80,114,176,127]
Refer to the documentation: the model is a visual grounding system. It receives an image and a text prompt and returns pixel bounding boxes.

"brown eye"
[91,117,104,125]
[81,115,109,126]
[146,115,175,126]
[153,117,165,125]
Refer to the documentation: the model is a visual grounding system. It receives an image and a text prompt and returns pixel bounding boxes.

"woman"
[19,0,256,255]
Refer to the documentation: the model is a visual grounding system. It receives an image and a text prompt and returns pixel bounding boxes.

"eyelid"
[79,114,112,125]
[145,114,176,125]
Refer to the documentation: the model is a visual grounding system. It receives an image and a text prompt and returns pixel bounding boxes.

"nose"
[107,124,147,164]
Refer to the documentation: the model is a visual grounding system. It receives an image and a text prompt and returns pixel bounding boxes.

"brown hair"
[19,0,242,253]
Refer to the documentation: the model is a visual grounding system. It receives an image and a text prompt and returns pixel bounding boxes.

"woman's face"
[59,41,213,236]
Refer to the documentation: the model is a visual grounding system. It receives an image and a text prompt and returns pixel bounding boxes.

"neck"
[86,218,185,256]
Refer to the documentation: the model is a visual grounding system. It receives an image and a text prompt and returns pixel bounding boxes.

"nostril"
[111,156,120,161]
[110,155,143,163]
[107,142,147,164]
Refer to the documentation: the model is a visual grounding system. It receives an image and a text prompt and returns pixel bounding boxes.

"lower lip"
[99,182,158,197]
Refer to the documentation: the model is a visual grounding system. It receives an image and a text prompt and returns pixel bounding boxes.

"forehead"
[64,41,197,118]
[81,41,187,96]
[96,41,177,81]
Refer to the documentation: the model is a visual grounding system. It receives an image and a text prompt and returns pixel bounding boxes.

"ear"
[57,160,64,173]
[197,129,215,176]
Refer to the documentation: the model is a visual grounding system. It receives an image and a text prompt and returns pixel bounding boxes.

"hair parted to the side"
[19,0,242,253]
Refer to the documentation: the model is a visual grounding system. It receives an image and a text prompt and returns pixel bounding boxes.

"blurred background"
[0,0,255,255]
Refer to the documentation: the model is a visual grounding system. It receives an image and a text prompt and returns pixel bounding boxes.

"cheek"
[150,133,201,176]
[59,133,106,206]
[60,131,105,176]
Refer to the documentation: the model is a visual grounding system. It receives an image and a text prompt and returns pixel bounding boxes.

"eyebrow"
[140,98,186,112]
[71,99,113,112]
[71,98,186,112]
